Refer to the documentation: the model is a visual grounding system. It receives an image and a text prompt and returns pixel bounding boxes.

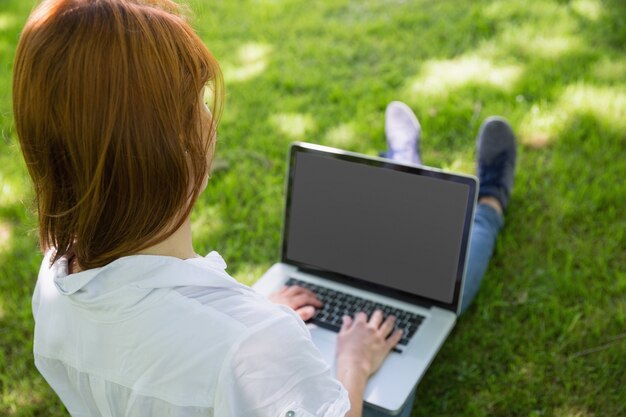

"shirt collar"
[52,251,241,296]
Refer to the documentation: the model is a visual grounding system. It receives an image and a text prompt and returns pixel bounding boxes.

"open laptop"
[253,142,477,414]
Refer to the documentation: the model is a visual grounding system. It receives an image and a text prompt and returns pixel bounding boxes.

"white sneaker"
[384,101,421,164]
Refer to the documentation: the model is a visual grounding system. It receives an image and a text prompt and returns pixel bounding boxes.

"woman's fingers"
[283,286,323,307]
[354,311,368,323]
[378,315,397,337]
[369,309,384,327]
[296,305,316,321]
[385,328,403,349]
[284,285,304,295]
[341,315,353,331]
[292,292,323,308]
[289,286,322,301]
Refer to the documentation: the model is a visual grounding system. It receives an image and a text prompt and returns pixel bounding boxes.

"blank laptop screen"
[284,150,473,305]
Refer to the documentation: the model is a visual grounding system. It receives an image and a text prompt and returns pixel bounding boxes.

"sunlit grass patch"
[570,0,604,21]
[0,220,11,251]
[483,0,566,22]
[440,154,474,176]
[255,0,283,4]
[270,112,316,140]
[222,42,273,83]
[482,1,588,61]
[519,82,626,148]
[560,83,626,129]
[0,13,17,31]
[498,25,584,58]
[554,405,595,417]
[519,103,569,148]
[408,55,523,98]
[0,173,28,207]
[592,57,626,83]
[323,122,358,148]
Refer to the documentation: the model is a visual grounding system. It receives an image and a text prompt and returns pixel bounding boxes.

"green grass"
[1,0,625,415]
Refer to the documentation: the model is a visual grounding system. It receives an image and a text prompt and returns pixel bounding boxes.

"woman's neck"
[136,217,198,260]
[69,217,197,274]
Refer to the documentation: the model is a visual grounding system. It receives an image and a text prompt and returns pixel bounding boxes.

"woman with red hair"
[13,1,401,416]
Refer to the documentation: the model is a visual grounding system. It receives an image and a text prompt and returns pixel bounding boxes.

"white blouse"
[32,251,350,417]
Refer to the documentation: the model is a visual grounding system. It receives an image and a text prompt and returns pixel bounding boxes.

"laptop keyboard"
[285,278,425,352]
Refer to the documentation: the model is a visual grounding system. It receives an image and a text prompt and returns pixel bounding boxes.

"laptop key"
[312,318,341,333]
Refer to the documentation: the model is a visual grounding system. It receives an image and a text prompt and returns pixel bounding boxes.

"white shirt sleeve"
[214,308,350,417]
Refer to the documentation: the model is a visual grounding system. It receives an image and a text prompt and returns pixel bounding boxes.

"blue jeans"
[363,203,504,417]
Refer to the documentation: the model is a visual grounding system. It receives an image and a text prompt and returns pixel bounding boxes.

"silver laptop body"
[253,142,477,414]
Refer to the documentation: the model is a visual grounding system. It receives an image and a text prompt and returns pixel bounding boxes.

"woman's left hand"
[268,285,323,321]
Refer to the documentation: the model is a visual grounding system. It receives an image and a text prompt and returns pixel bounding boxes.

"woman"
[13,0,401,416]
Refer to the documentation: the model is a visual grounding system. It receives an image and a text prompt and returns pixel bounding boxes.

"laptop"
[253,142,477,414]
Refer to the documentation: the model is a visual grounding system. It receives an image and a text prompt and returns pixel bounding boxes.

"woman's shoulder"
[33,251,309,407]
[36,250,294,331]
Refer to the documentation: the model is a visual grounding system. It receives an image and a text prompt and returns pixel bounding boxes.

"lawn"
[1,0,625,415]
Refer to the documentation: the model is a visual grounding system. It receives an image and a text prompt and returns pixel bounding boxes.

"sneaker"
[384,101,421,164]
[476,116,517,211]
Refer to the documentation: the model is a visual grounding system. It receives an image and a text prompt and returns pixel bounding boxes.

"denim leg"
[460,203,504,315]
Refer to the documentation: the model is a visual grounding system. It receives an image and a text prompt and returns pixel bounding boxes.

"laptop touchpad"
[309,325,336,367]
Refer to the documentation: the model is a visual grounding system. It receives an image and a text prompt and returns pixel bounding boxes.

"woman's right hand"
[335,310,403,378]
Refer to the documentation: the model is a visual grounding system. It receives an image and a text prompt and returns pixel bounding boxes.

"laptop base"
[253,262,456,413]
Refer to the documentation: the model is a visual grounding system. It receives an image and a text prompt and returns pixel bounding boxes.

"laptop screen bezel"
[280,142,478,313]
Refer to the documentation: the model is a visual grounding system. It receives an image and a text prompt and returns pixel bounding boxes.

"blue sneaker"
[383,101,421,165]
[476,116,517,211]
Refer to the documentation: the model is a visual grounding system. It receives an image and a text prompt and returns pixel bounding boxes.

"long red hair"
[13,0,223,269]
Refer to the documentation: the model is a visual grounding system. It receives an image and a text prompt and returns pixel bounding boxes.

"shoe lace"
[479,152,508,188]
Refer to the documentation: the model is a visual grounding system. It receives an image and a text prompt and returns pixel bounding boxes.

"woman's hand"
[268,285,323,321]
[335,310,403,378]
